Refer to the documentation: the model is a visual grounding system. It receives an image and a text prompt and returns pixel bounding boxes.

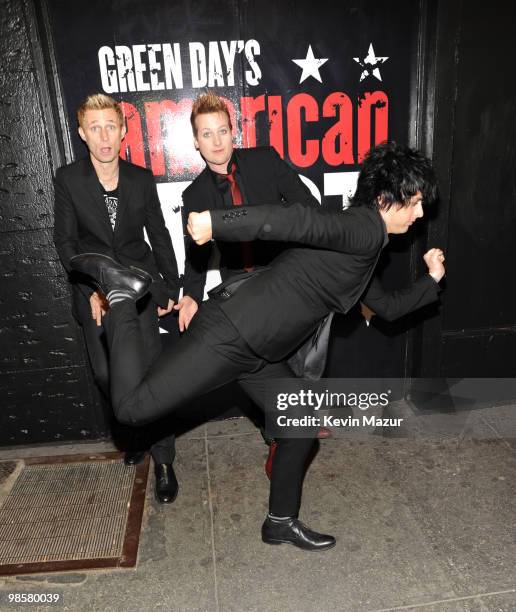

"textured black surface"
[0,71,54,232]
[442,332,516,379]
[0,368,104,444]
[0,229,84,370]
[0,0,106,445]
[417,2,516,377]
[442,4,516,332]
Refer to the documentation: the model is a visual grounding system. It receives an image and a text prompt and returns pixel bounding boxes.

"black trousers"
[76,291,176,463]
[106,298,317,517]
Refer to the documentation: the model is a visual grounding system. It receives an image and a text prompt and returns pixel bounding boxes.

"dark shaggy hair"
[349,141,438,210]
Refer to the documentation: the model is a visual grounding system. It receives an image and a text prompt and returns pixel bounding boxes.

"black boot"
[154,462,179,504]
[262,515,336,551]
[70,253,152,302]
[124,450,147,466]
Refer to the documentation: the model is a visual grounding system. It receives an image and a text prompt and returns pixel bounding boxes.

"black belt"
[208,268,334,380]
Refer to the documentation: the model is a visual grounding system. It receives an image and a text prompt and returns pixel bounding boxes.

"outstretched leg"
[104,298,265,426]
[70,254,335,550]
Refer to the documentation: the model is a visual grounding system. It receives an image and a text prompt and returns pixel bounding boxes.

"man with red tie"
[175,93,331,472]
[176,92,321,330]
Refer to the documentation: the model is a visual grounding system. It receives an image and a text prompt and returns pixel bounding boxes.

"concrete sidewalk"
[1,402,516,612]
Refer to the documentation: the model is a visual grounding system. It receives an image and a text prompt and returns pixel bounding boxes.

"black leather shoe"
[70,253,152,301]
[154,462,179,504]
[124,450,146,466]
[262,515,336,551]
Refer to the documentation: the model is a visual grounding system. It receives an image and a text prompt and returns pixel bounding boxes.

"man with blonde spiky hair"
[76,92,125,131]
[53,93,181,503]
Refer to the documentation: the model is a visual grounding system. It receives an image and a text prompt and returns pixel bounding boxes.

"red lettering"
[145,99,201,176]
[357,91,388,162]
[287,93,319,168]
[322,92,354,165]
[119,102,146,168]
[241,95,265,148]
[120,91,389,177]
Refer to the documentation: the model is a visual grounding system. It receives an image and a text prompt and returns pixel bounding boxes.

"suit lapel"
[82,158,113,238]
[113,159,128,238]
[234,149,257,204]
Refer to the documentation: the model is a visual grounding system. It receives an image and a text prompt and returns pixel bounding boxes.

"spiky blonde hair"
[77,93,124,127]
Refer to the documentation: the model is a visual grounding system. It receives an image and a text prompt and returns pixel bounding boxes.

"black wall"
[1,0,515,447]
[0,0,107,444]
[415,0,516,379]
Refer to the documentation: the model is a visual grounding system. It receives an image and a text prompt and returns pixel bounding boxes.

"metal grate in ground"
[0,453,149,575]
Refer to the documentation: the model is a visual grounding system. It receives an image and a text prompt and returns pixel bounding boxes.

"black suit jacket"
[210,203,440,362]
[181,146,318,304]
[53,157,179,317]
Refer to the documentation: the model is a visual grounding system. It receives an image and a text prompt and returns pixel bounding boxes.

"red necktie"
[226,164,254,271]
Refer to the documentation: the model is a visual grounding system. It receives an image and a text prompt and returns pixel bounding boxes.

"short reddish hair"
[190,92,232,134]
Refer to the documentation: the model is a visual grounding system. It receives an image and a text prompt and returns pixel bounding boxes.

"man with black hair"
[70,141,445,552]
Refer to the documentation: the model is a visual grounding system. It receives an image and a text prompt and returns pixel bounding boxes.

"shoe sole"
[71,252,118,262]
[70,253,113,293]
[84,276,151,300]
[262,537,336,552]
[70,254,153,283]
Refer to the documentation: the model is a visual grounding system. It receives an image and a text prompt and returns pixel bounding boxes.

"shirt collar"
[355,206,389,248]
[208,149,239,185]
[378,213,389,247]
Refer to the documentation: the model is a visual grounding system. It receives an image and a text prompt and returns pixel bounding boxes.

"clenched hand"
[423,248,445,282]
[187,211,213,245]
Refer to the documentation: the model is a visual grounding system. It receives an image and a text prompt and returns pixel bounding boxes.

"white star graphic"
[292,45,328,84]
[353,43,389,82]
